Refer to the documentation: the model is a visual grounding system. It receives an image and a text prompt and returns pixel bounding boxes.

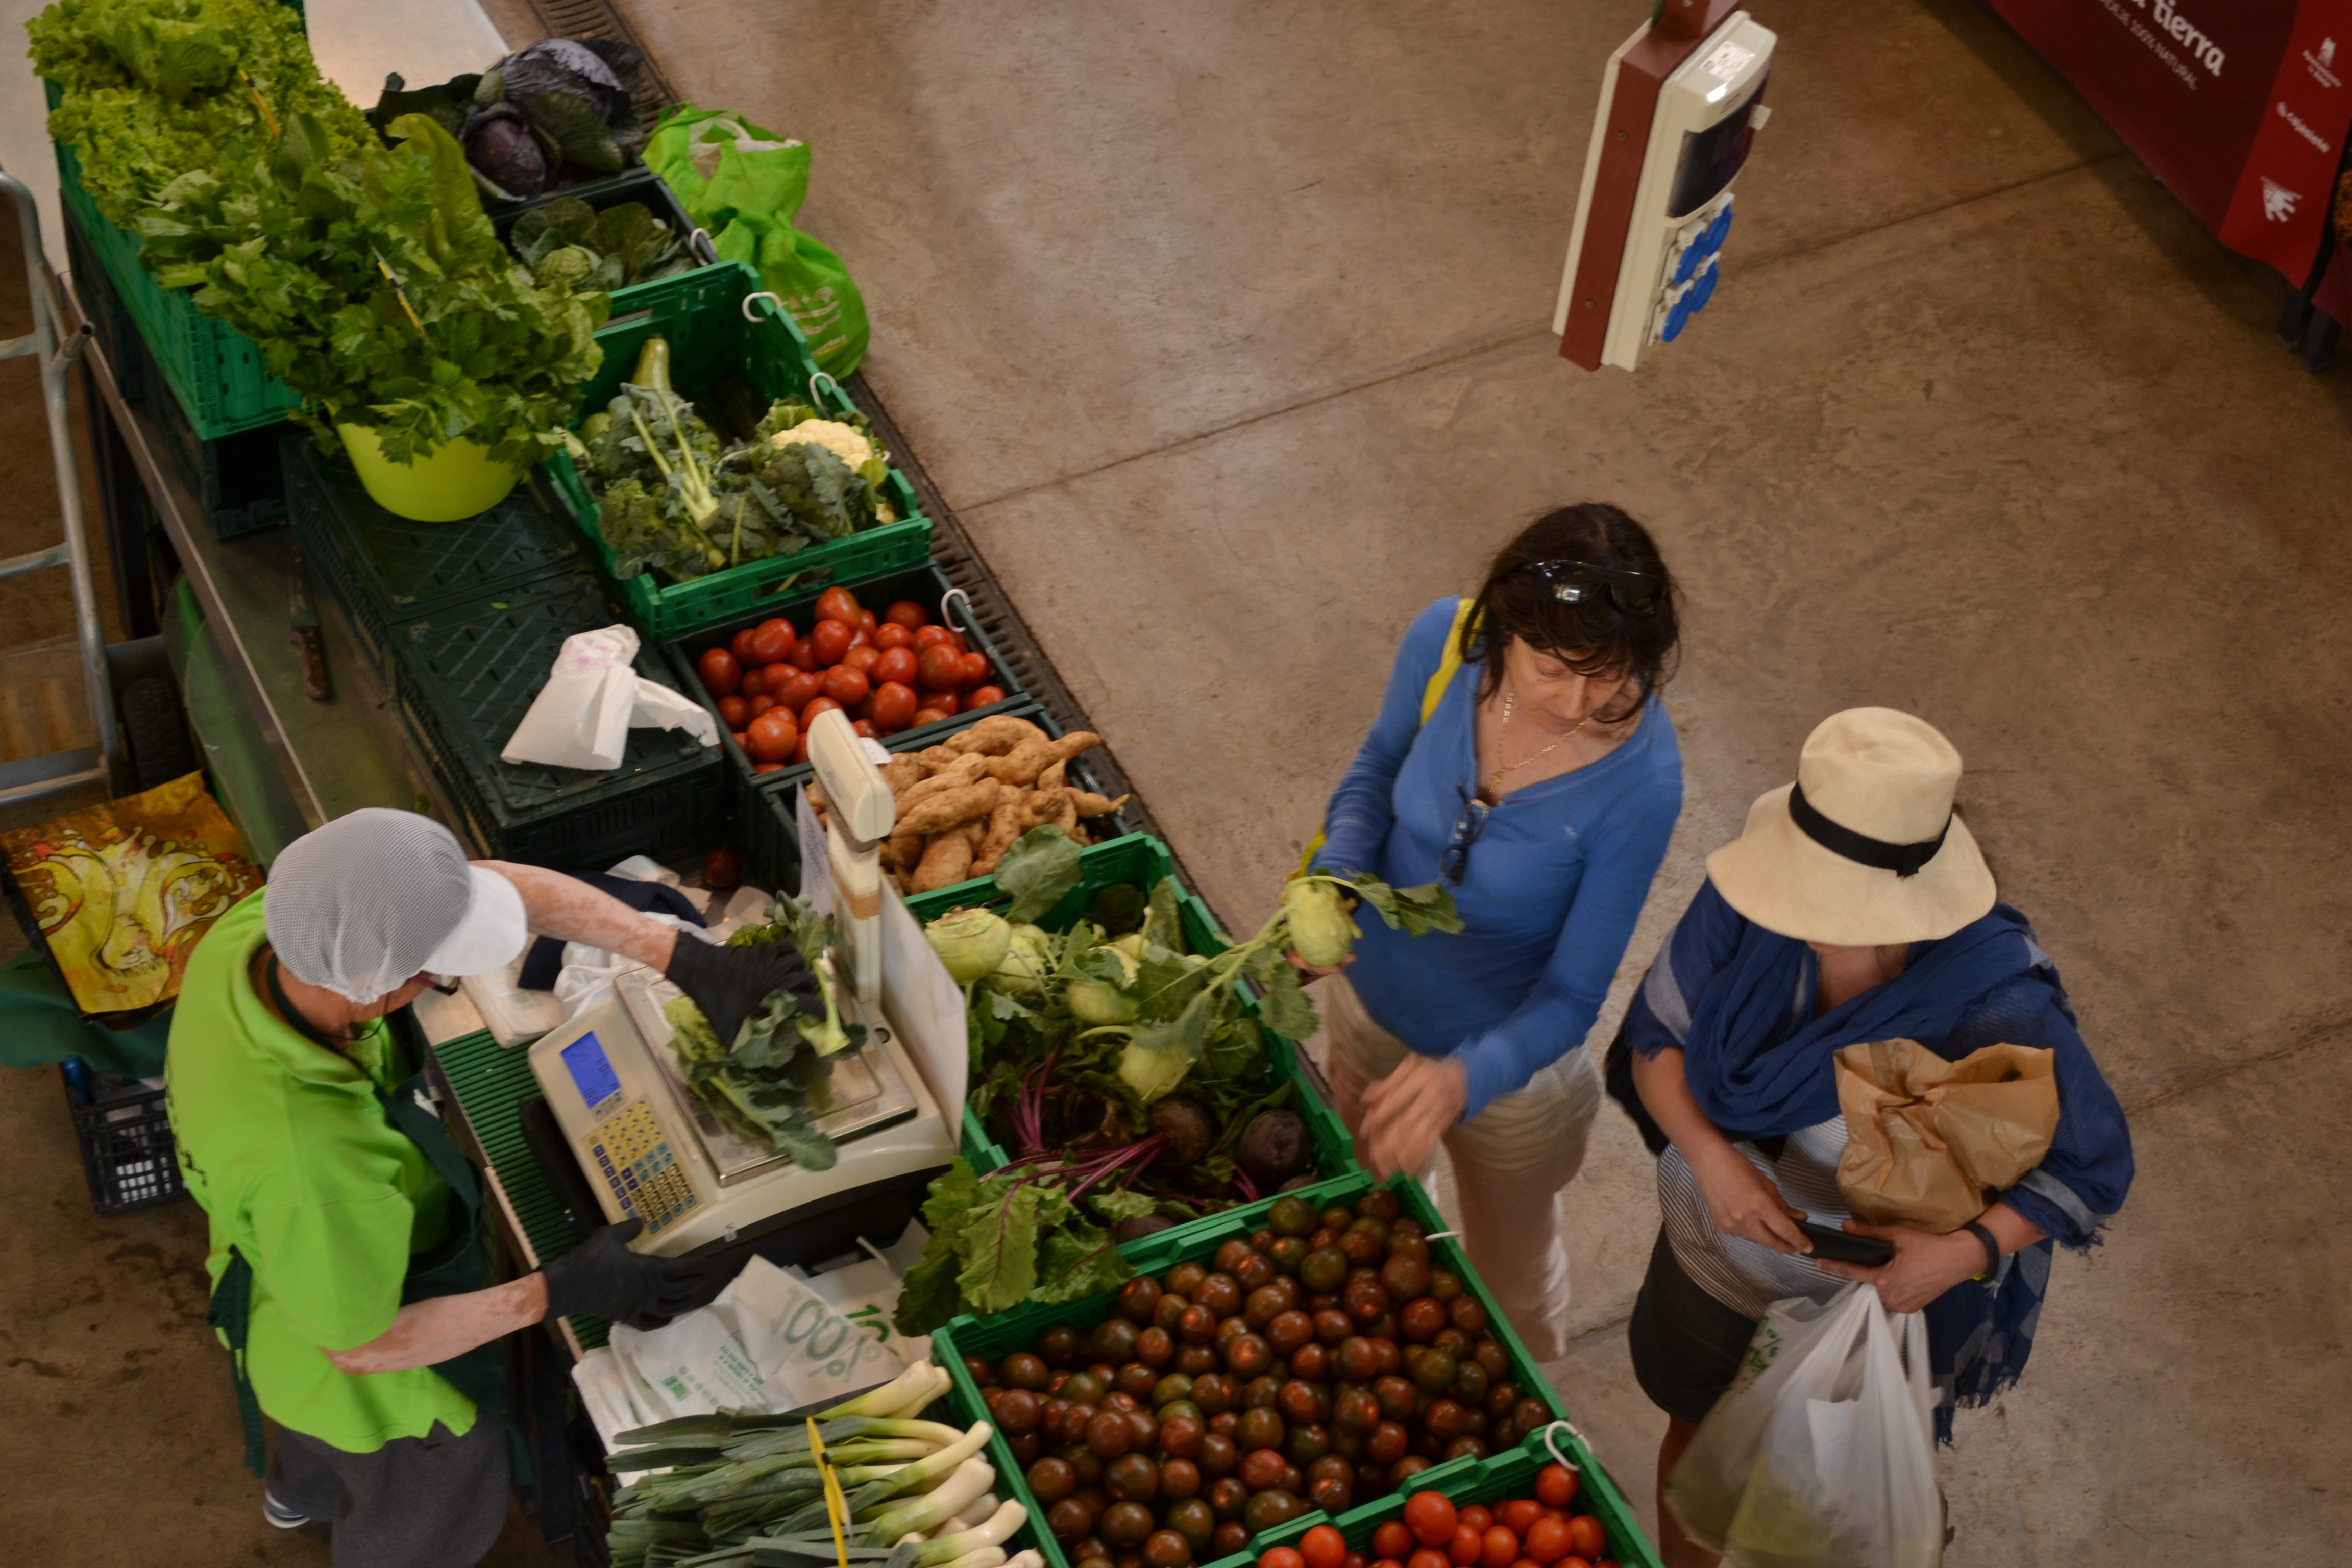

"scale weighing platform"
[527,968,954,1264]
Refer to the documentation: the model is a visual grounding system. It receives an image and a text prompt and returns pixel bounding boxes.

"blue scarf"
[1679,903,2042,1139]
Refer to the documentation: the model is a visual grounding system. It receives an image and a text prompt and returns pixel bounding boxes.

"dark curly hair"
[1462,503,1680,721]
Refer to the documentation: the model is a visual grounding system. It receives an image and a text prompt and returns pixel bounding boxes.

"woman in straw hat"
[1616,708,2133,1567]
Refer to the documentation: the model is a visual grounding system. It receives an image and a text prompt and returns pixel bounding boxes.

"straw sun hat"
[1706,708,1996,946]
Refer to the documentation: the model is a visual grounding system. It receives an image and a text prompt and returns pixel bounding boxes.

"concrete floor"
[5,0,2350,1563]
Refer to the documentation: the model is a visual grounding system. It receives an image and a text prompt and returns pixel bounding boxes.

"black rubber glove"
[664,935,819,1049]
[542,1220,725,1330]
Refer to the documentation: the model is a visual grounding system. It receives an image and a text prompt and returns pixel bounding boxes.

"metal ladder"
[0,168,118,807]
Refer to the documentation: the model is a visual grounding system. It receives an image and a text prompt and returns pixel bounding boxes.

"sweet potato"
[910,828,976,893]
[1050,791,1080,835]
[880,830,926,873]
[971,796,1030,876]
[1049,731,1101,763]
[1037,759,1068,792]
[897,754,989,815]
[915,745,963,768]
[1071,790,1130,819]
[882,756,929,795]
[1021,785,1068,827]
[898,781,1002,837]
[985,740,1057,787]
[946,714,1048,757]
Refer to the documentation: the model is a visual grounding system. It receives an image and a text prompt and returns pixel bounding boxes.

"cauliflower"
[771,418,877,471]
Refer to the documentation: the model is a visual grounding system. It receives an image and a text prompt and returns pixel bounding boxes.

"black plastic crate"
[390,572,725,868]
[64,204,287,541]
[283,436,590,684]
[487,161,708,282]
[61,1063,184,1215]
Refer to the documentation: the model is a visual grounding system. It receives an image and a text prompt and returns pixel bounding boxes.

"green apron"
[208,963,526,1480]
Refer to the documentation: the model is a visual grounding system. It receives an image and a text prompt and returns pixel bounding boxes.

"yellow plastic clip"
[238,68,280,139]
[371,249,426,335]
[811,1415,851,1568]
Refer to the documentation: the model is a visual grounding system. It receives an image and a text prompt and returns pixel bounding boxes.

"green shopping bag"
[646,104,871,377]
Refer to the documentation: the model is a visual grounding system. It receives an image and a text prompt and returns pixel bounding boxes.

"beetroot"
[1237,1110,1309,1188]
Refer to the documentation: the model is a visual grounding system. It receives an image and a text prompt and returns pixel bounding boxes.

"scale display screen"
[561,1031,623,1110]
[1669,75,1767,219]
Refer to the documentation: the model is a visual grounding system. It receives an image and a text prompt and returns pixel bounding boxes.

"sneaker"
[262,1491,312,1530]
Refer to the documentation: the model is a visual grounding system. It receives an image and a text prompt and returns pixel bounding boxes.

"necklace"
[1491,685,1594,790]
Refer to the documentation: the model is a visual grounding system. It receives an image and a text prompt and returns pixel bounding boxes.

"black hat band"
[1788,780,1950,879]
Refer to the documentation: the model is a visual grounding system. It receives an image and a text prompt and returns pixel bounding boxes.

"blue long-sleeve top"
[1314,596,1684,1119]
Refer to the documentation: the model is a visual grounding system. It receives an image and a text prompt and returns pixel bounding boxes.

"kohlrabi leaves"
[993,826,1083,924]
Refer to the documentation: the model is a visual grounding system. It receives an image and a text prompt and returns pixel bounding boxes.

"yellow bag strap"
[1297,598,1478,876]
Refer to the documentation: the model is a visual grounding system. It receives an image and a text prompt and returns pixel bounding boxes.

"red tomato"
[1533,1465,1577,1511]
[822,665,871,706]
[872,646,920,688]
[739,667,766,699]
[913,624,956,652]
[1511,1561,1543,1568]
[1374,1561,1405,1568]
[1373,1524,1413,1561]
[761,662,798,693]
[847,623,873,652]
[884,600,928,630]
[704,848,741,889]
[772,672,824,712]
[916,644,964,690]
[755,762,783,774]
[1458,1509,1493,1536]
[729,627,761,666]
[1499,1502,1542,1537]
[806,620,852,666]
[944,629,970,655]
[1479,1529,1518,1568]
[852,718,878,739]
[1406,1552,1450,1568]
[745,709,798,764]
[814,587,862,625]
[911,707,950,728]
[955,650,992,689]
[1521,1517,1571,1565]
[747,694,776,719]
[857,609,877,636]
[919,689,960,717]
[788,638,822,672]
[1261,1551,1305,1568]
[696,647,742,697]
[730,731,748,750]
[1562,1520,1604,1562]
[1300,1526,1346,1568]
[871,682,919,734]
[965,684,1007,710]
[874,622,914,651]
[1342,1556,1367,1568]
[745,618,794,664]
[1447,1527,1482,1567]
[843,646,883,677]
[802,695,843,727]
[791,730,811,765]
[1404,1494,1458,1550]
[716,696,749,729]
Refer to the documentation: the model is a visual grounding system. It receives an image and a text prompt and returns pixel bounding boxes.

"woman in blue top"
[1307,504,1685,1359]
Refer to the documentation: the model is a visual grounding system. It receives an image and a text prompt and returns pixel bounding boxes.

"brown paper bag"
[1834,1038,2059,1234]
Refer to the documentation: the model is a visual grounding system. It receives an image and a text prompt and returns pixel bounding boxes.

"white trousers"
[1318,974,1602,1362]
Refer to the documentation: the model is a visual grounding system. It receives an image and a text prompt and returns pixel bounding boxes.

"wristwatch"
[1962,1220,2000,1281]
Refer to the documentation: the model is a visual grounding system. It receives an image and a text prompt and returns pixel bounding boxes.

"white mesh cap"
[265,810,530,1002]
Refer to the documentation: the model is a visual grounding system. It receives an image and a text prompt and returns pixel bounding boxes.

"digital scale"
[523,714,959,1268]
[1555,0,1776,371]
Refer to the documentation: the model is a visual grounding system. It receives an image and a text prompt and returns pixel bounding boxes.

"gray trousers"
[267,1416,509,1568]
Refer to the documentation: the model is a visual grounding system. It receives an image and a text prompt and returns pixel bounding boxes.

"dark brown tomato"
[1165,1496,1216,1548]
[1061,1371,1107,1406]
[1289,1341,1331,1383]
[1339,1228,1385,1268]
[1329,1426,1363,1463]
[1117,1362,1160,1400]
[1198,1433,1239,1476]
[1332,1387,1381,1436]
[1160,1414,1205,1459]
[1285,1421,1331,1466]
[1159,1400,1203,1428]
[1243,1488,1305,1534]
[1236,1406,1287,1453]
[1224,1334,1274,1380]
[1277,1379,1328,1426]
[1307,1228,1341,1254]
[1372,1376,1417,1423]
[981,1386,1007,1417]
[1357,1189,1403,1224]
[1142,1530,1192,1568]
[1028,1456,1077,1502]
[1208,1410,1240,1440]
[1177,1304,1220,1346]
[1161,1457,1203,1500]
[1483,1381,1521,1419]
[1153,1293,1191,1334]
[1398,1298,1448,1344]
[1064,1446,1104,1485]
[1213,1521,1252,1557]
[1092,1319,1141,1364]
[1061,1402,1099,1443]
[1268,1195,1318,1238]
[1136,1328,1176,1369]
[1513,1398,1550,1435]
[1307,1454,1355,1491]
[1319,1207,1355,1233]
[1048,1497,1099,1541]
[1314,1309,1354,1346]
[1365,1419,1409,1464]
[1238,1447,1290,1493]
[1380,1255,1432,1302]
[1309,1476,1353,1516]
[1486,1417,1518,1451]
[1087,1408,1136,1458]
[1343,1279,1392,1325]
[1429,1270,1464,1304]
[1104,1453,1158,1503]
[1449,1297,1490,1335]
[1389,1455,1431,1485]
[1473,1340,1509,1379]
[1191,1373,1236,1414]
[1210,1478,1252,1521]
[1099,1501,1155,1549]
[1361,1313,1400,1343]
[1215,1315,1252,1351]
[1165,1262,1208,1297]
[1251,1230,1279,1255]
[1267,1236,1311,1277]
[1107,1391,1140,1412]
[1235,1252,1278,1293]
[1245,1286,1287,1331]
[1038,1326,1081,1367]
[1265,1309,1314,1356]
[1383,1230,1430,1263]
[1010,1433,1043,1466]
[1194,1274,1242,1317]
[1431,1328,1472,1359]
[997,1388,1042,1435]
[1125,1408,1159,1452]
[1451,1359,1488,1406]
[1461,1408,1487,1437]
[1071,1537,1109,1567]
[1152,1373,1195,1409]
[1175,1344,1219,1377]
[1336,1337,1381,1382]
[1118,1276,1162,1325]
[1441,1436,1487,1462]
[1267,1276,1304,1313]
[1213,1240,1254,1276]
[1243,1375,1283,1410]
[1349,1215,1391,1247]
[1411,1350,1458,1396]
[966,1355,997,1386]
[1372,1338,1404,1375]
[1003,1351,1050,1390]
[1420,1399,1469,1441]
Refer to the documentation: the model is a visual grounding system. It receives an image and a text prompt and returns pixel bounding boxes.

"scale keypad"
[589,1097,699,1234]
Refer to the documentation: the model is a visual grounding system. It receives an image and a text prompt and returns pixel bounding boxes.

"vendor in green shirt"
[167,808,814,1568]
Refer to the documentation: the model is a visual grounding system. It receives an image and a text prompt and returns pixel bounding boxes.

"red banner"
[1987,0,2352,284]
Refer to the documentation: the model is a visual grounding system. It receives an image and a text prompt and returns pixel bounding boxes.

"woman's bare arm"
[480,862,678,970]
[322,1275,548,1375]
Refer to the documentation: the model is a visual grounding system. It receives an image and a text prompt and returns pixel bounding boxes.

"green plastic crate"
[1246,1428,1661,1568]
[929,1171,1634,1568]
[488,160,716,322]
[903,831,1356,1215]
[428,1024,610,1350]
[389,572,725,868]
[48,88,303,441]
[543,261,931,638]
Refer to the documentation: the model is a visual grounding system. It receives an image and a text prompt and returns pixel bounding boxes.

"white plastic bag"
[1666,1283,1941,1568]
[502,625,718,770]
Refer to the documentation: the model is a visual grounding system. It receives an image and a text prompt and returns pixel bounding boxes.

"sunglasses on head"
[1514,559,1662,617]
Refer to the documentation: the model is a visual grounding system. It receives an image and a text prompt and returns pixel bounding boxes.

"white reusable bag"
[1666,1283,1942,1568]
[502,624,719,770]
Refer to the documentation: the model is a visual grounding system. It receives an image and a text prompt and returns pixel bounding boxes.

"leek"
[822,1362,947,1421]
[864,1458,994,1546]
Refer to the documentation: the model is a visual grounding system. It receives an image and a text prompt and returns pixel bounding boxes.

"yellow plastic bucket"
[336,424,523,521]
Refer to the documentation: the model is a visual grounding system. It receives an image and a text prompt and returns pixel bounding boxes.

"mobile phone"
[1797,1220,1894,1267]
